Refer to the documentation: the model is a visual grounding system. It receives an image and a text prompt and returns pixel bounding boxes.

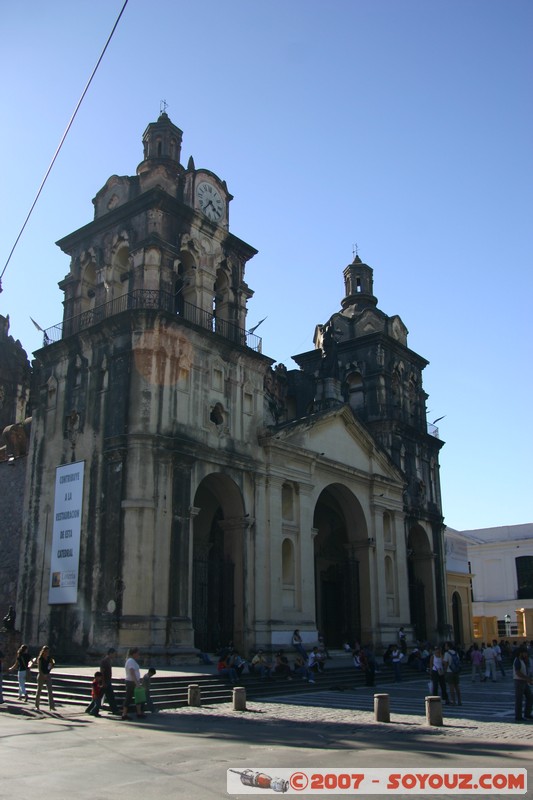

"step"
[1,663,404,710]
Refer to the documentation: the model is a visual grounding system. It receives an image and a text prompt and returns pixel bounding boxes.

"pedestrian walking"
[360,644,376,687]
[99,647,120,714]
[492,639,506,677]
[9,643,31,702]
[391,646,402,682]
[85,671,104,716]
[443,642,462,706]
[34,645,56,711]
[121,647,145,720]
[513,645,533,723]
[142,668,157,713]
[429,646,449,704]
[470,643,483,682]
[482,642,497,682]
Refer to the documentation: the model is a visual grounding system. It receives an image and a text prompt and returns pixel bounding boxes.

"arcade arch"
[192,473,246,653]
[451,591,463,645]
[313,483,369,647]
[407,523,436,642]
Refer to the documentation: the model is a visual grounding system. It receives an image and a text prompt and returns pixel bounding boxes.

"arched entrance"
[407,524,435,642]
[313,484,368,647]
[192,474,245,653]
[451,591,463,645]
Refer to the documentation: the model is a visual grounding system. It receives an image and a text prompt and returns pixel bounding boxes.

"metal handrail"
[42,290,262,352]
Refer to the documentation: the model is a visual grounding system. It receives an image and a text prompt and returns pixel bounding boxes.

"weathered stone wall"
[0,455,27,625]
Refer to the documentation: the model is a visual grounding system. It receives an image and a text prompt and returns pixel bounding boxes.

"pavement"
[1,667,531,800]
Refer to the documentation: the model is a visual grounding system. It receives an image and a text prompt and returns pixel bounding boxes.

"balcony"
[42,289,262,352]
[427,422,440,438]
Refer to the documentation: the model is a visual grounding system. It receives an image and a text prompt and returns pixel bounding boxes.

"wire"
[0,0,130,293]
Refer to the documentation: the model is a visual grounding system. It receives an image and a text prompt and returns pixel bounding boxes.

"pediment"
[265,406,402,481]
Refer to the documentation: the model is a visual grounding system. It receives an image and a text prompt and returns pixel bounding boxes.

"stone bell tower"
[291,253,448,641]
[18,112,271,660]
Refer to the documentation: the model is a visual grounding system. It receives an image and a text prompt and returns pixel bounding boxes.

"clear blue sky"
[1,0,531,530]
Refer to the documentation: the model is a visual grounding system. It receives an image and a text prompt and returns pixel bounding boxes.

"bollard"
[425,695,443,726]
[374,693,390,723]
[188,683,201,707]
[233,686,246,711]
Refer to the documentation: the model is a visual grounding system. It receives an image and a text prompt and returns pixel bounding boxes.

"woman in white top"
[429,646,449,704]
[122,647,145,720]
[291,630,307,661]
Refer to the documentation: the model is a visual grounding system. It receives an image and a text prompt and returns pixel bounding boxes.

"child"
[142,667,157,713]
[86,671,104,716]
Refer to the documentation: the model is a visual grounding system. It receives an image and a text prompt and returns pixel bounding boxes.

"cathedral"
[16,113,447,661]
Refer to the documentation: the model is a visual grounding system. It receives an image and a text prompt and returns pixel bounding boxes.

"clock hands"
[203,199,220,219]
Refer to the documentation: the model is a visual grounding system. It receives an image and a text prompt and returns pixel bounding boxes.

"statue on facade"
[2,605,16,631]
[320,321,341,380]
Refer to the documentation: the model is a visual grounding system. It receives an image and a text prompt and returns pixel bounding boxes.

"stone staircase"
[1,660,395,711]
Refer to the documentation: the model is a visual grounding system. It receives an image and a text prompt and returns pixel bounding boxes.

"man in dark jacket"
[100,648,120,714]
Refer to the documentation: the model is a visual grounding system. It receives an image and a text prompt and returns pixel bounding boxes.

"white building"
[446,523,533,644]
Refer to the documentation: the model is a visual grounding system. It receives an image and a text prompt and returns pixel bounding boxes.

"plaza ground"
[1,669,531,800]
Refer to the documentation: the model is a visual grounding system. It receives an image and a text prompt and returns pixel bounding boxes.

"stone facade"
[0,314,31,461]
[0,456,27,623]
[16,114,448,662]
[0,315,31,624]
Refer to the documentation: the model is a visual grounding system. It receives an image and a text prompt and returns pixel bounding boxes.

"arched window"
[391,370,402,416]
[80,252,97,314]
[406,377,416,420]
[210,402,224,426]
[346,372,364,412]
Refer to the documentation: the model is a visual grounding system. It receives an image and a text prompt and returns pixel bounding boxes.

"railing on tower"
[42,289,262,352]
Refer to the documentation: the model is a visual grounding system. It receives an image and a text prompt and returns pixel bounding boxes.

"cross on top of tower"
[160,99,168,115]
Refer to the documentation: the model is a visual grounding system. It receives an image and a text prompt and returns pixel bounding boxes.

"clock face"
[197,181,224,222]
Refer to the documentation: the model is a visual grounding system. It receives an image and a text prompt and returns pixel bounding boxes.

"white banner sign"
[48,461,85,604]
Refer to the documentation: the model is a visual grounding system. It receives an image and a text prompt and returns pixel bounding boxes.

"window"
[282,537,296,609]
[282,484,294,521]
[516,556,533,600]
[210,403,224,426]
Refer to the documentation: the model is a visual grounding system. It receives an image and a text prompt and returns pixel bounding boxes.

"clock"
[196,181,224,222]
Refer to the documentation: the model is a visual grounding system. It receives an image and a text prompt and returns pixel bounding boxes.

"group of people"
[87,647,157,720]
[4,643,157,720]
[215,630,328,684]
[380,636,533,723]
[7,644,56,710]
[427,642,463,705]
[468,640,507,682]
